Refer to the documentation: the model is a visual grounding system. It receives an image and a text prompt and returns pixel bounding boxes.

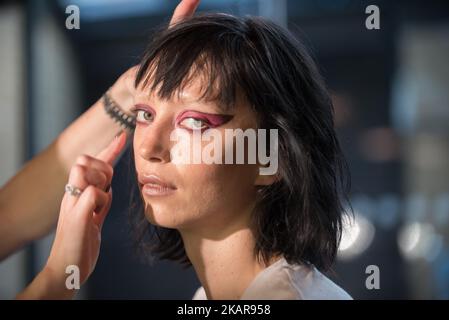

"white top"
[192,257,352,300]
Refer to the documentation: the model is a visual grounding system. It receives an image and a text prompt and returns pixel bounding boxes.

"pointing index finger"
[97,131,128,166]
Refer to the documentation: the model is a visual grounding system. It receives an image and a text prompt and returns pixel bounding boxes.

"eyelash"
[132,108,210,131]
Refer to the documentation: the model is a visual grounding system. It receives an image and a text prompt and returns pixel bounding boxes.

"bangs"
[134,14,250,111]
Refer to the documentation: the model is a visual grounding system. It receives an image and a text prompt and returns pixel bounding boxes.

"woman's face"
[133,77,268,235]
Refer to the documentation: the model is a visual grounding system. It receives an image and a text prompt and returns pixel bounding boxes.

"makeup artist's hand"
[17,132,127,299]
[170,0,201,26]
[107,0,201,112]
[109,66,138,114]
[49,132,127,293]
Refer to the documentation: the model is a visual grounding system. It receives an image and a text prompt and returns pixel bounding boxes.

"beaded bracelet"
[103,90,136,131]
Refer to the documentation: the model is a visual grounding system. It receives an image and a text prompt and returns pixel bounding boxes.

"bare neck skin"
[180,216,279,300]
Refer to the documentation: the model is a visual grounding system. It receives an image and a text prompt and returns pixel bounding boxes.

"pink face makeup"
[132,101,234,132]
[175,110,234,129]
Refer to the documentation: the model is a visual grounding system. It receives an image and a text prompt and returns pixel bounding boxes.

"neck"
[180,223,269,300]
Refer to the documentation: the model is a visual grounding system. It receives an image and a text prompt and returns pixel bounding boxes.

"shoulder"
[241,258,352,300]
[192,258,352,300]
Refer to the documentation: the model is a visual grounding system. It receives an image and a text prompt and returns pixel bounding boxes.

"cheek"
[133,136,140,170]
[176,127,260,208]
[178,162,259,212]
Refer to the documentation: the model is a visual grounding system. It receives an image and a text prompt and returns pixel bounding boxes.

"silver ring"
[65,184,83,197]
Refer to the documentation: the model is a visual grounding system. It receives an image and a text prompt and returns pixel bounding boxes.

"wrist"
[16,266,77,300]
[45,264,78,299]
[39,265,77,300]
[103,90,136,131]
[108,87,134,113]
[108,66,137,113]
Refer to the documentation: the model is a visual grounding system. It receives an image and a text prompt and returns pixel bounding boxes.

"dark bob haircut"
[129,13,350,272]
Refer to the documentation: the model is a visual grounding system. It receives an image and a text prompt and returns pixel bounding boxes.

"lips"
[138,173,177,196]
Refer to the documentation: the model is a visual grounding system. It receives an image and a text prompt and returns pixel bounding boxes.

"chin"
[143,205,183,229]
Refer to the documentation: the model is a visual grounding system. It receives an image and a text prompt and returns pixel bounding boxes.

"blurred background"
[1,0,449,299]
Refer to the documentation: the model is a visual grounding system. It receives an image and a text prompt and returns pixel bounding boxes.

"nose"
[137,118,172,163]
